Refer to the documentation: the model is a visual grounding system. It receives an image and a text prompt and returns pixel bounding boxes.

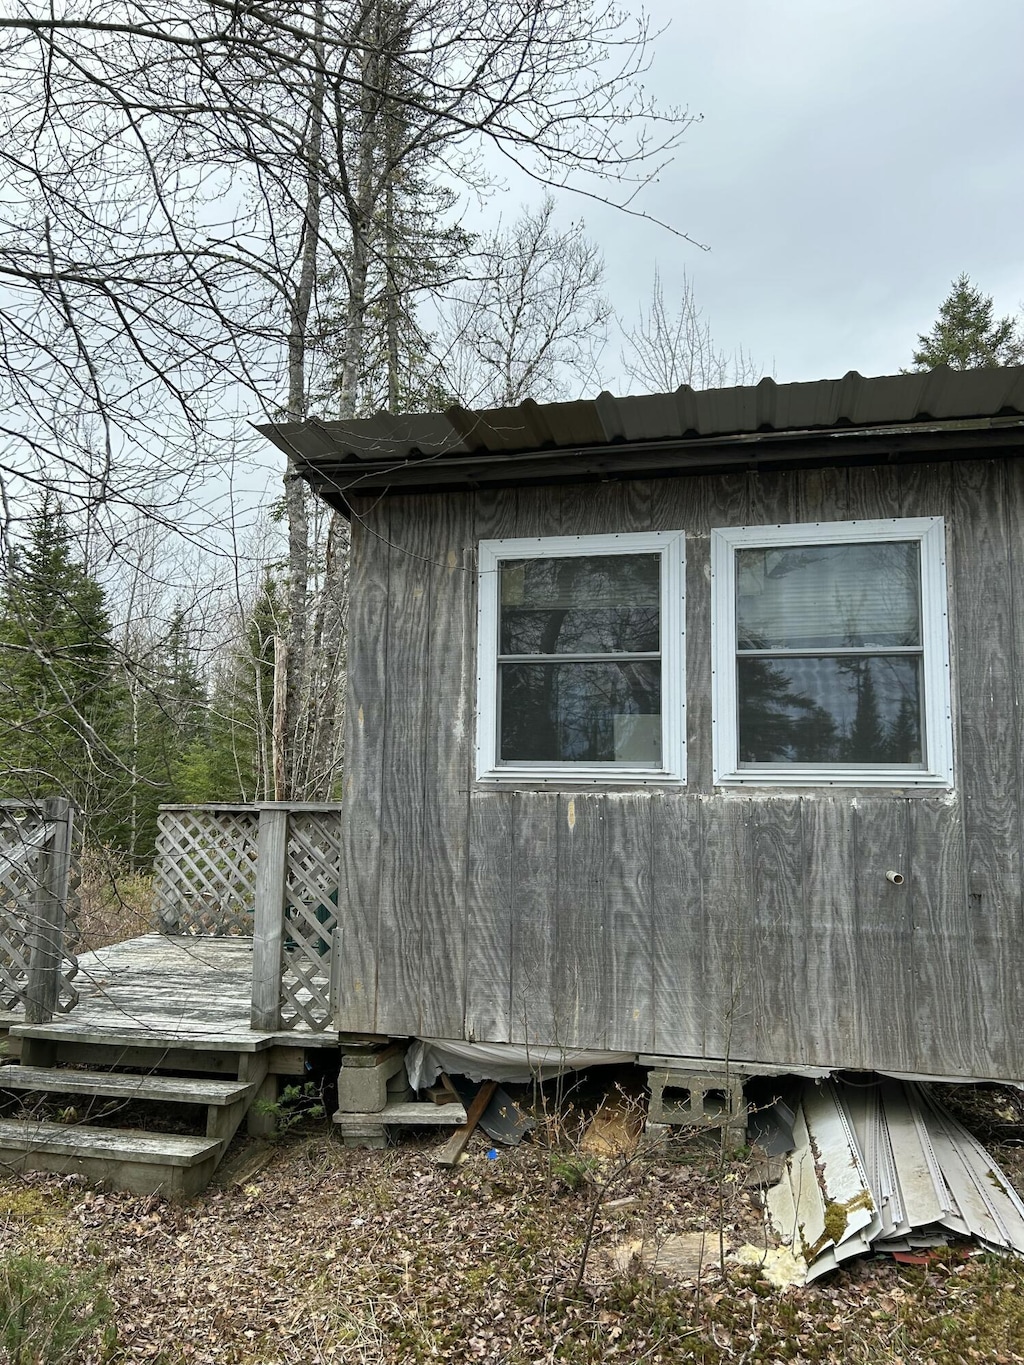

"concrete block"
[334,1111,389,1149]
[337,1052,407,1113]
[340,1042,403,1068]
[640,1121,673,1150]
[647,1067,747,1142]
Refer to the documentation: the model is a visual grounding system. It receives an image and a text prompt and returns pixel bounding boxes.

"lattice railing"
[155,803,343,1033]
[279,811,341,1030]
[153,806,260,935]
[0,798,80,1018]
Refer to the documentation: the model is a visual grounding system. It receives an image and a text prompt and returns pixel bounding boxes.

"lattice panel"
[0,806,47,1010]
[0,803,79,1014]
[280,812,341,1030]
[154,808,260,935]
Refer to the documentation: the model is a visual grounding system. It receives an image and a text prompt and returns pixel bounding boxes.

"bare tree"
[0,1,691,510]
[621,269,763,393]
[438,194,610,407]
[0,0,697,804]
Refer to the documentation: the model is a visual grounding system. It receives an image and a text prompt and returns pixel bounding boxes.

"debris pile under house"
[767,1076,1024,1282]
[338,1037,1024,1284]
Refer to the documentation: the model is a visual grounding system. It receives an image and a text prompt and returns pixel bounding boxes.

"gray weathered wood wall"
[336,456,1024,1080]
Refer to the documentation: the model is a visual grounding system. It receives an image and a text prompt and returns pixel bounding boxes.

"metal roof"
[258,365,1024,510]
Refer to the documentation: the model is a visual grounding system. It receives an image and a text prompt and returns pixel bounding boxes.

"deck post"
[251,806,288,1030]
[25,797,74,1025]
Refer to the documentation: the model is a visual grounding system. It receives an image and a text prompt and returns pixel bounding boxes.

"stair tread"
[0,1064,251,1105]
[10,1023,270,1052]
[0,1119,221,1166]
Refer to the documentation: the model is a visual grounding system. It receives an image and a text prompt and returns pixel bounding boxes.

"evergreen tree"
[884,695,921,765]
[174,574,282,804]
[314,1,472,419]
[738,660,839,763]
[842,660,886,762]
[0,497,124,844]
[912,274,1024,371]
[117,607,211,865]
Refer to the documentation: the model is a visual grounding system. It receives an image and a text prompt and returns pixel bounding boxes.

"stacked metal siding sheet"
[258,366,1024,500]
[767,1078,1024,1282]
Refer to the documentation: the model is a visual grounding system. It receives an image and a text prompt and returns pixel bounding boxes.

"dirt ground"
[4,1088,1024,1365]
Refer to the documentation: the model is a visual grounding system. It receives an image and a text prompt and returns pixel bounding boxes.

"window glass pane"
[737,655,922,764]
[736,542,921,649]
[500,660,661,764]
[500,554,660,655]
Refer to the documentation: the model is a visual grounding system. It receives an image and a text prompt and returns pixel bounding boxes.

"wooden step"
[0,1119,219,1165]
[0,1064,252,1106]
[10,1022,272,1053]
[0,1119,222,1197]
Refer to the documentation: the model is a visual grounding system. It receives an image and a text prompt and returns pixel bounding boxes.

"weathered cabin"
[262,366,1024,1086]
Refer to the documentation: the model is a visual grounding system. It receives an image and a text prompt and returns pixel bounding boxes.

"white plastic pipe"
[885,870,905,885]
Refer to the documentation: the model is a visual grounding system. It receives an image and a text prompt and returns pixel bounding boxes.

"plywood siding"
[338,458,1024,1079]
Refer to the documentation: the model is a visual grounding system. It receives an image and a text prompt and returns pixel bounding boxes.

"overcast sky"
[571,0,1024,389]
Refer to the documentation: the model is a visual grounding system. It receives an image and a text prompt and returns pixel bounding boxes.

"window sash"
[711,518,952,788]
[498,658,663,766]
[735,540,922,650]
[476,531,686,783]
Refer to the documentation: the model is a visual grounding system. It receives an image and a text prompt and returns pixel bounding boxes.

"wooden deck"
[4,934,339,1051]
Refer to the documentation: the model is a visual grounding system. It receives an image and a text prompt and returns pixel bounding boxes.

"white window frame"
[711,517,953,788]
[476,531,686,784]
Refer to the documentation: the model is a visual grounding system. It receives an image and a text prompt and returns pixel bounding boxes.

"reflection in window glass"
[500,661,662,763]
[737,656,922,764]
[734,538,926,768]
[712,517,951,786]
[496,553,663,766]
[500,554,660,655]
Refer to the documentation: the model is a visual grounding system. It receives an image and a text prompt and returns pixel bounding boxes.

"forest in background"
[0,0,705,872]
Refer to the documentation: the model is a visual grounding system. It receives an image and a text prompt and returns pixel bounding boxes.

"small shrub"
[255,1081,327,1138]
[0,1251,116,1364]
[548,1150,594,1192]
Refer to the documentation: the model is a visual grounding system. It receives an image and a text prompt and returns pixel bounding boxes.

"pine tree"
[912,274,1024,371]
[737,659,839,763]
[884,696,921,765]
[0,497,124,844]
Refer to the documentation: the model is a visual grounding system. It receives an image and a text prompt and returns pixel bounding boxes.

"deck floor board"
[6,934,337,1048]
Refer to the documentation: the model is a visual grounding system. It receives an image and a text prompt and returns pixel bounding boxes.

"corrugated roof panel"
[670,385,702,435]
[943,366,1024,418]
[541,396,615,448]
[256,364,1024,501]
[594,390,628,441]
[407,412,472,455]
[620,390,684,441]
[833,372,875,425]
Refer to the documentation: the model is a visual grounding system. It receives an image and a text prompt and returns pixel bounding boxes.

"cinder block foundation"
[646,1068,747,1145]
[334,1113,389,1149]
[337,1045,407,1114]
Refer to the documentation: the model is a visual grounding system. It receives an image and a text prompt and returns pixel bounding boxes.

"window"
[711,518,952,787]
[476,532,686,782]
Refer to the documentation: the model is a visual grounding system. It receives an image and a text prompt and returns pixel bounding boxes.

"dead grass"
[74,849,153,952]
[3,1123,1024,1364]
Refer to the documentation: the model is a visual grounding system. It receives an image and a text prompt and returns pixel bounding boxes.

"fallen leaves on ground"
[3,1124,1024,1364]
